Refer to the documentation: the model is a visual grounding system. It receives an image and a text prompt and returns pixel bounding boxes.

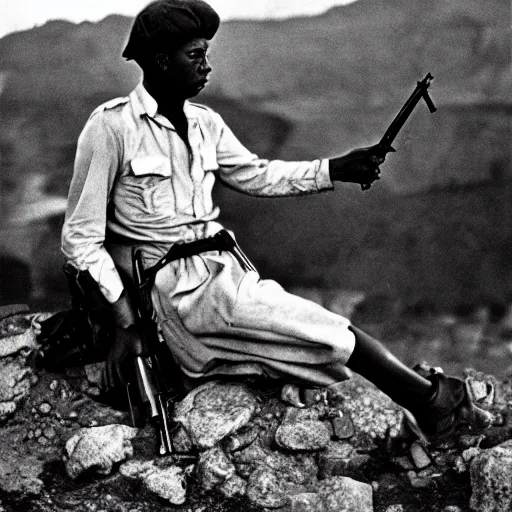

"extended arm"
[211,111,383,195]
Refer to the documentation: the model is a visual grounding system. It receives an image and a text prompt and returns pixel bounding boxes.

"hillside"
[0,0,511,309]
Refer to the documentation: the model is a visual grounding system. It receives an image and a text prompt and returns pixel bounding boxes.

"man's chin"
[185,83,207,99]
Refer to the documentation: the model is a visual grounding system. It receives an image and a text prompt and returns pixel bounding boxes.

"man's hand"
[103,324,145,391]
[102,291,144,391]
[329,144,389,187]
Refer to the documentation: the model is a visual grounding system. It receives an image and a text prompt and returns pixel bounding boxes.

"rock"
[144,465,187,505]
[196,446,236,490]
[0,304,29,321]
[275,419,331,451]
[0,402,16,420]
[289,492,325,512]
[119,459,155,479]
[219,474,247,498]
[319,441,353,478]
[246,468,287,508]
[274,406,330,451]
[173,381,258,449]
[327,375,403,450]
[172,425,194,453]
[0,357,34,421]
[318,441,370,478]
[120,459,187,505]
[443,507,463,512]
[345,454,371,473]
[462,447,481,462]
[64,424,138,479]
[0,448,44,496]
[316,476,373,512]
[392,456,414,471]
[466,378,490,402]
[410,442,431,469]
[407,470,432,489]
[224,425,260,453]
[469,439,512,512]
[281,406,321,422]
[332,413,355,439]
[233,440,317,485]
[385,506,404,512]
[38,402,51,415]
[0,329,37,357]
[303,388,327,407]
[454,456,467,473]
[459,434,484,449]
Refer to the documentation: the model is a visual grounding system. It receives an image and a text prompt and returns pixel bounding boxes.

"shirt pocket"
[130,156,171,177]
[119,155,173,217]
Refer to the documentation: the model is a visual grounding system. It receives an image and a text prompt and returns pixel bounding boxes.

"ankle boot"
[405,364,494,443]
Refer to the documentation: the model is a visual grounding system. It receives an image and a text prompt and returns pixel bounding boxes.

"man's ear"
[155,54,169,71]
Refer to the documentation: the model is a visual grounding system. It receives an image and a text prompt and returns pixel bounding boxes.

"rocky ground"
[1,306,512,512]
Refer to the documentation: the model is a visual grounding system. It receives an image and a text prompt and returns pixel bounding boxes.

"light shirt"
[62,84,333,303]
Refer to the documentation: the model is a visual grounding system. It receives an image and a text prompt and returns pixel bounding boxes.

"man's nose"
[199,55,212,74]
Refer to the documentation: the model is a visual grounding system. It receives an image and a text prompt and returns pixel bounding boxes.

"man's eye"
[188,51,208,61]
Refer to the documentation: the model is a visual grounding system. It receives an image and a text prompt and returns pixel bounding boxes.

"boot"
[403,363,494,444]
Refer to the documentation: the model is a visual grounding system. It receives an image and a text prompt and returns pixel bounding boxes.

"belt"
[137,230,256,288]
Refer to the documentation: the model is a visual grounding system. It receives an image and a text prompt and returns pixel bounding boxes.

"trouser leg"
[346,325,433,410]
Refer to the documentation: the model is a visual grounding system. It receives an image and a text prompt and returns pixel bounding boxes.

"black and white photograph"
[0,0,511,510]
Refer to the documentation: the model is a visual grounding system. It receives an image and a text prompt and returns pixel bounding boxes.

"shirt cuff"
[87,258,124,304]
[315,159,334,191]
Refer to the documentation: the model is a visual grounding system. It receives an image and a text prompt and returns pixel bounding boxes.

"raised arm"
[211,111,383,195]
[211,111,333,197]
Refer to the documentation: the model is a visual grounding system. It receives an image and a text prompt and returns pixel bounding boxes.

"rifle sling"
[140,230,254,289]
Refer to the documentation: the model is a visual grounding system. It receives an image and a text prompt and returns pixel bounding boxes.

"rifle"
[362,73,437,190]
[131,248,183,457]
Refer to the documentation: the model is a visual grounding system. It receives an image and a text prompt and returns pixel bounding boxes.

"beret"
[123,0,220,60]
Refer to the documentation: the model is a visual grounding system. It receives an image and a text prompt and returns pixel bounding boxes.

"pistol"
[362,73,437,190]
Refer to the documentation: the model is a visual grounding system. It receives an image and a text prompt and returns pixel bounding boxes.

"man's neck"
[143,78,190,147]
[143,78,185,116]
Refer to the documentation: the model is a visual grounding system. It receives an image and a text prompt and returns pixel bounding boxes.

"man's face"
[157,37,212,99]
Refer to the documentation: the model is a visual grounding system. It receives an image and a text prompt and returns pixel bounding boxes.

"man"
[62,0,492,443]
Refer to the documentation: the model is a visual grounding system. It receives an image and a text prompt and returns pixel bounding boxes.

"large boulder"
[173,381,258,449]
[64,424,138,479]
[328,374,404,450]
[469,439,512,512]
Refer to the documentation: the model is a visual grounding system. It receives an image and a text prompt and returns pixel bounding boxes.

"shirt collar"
[130,82,198,121]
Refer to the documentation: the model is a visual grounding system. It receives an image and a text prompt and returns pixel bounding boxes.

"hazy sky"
[1,0,357,38]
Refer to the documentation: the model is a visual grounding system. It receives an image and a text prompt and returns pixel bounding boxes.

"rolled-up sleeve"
[61,113,124,303]
[212,112,333,197]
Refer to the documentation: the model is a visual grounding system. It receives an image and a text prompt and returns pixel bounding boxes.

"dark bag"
[36,264,115,371]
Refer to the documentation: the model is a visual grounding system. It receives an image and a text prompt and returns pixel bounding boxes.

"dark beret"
[123,0,220,60]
